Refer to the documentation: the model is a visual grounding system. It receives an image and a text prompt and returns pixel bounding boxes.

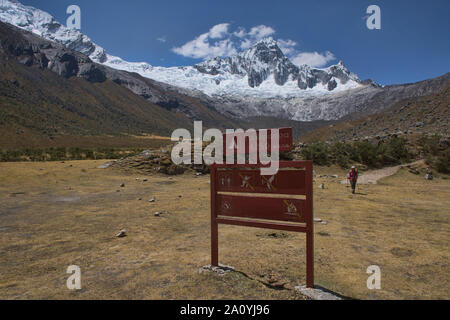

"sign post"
[210,128,314,288]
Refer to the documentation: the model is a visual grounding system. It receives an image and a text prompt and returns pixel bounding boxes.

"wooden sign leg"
[211,219,218,267]
[210,165,219,267]
[306,227,314,288]
[306,162,314,288]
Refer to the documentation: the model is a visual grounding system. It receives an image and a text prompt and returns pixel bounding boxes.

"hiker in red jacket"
[348,166,359,194]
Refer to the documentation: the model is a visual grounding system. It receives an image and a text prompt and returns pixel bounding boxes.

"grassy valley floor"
[0,161,448,299]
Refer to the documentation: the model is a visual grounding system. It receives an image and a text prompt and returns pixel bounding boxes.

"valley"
[0,160,448,299]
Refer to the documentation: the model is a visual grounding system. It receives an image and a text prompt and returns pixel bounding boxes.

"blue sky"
[20,0,450,85]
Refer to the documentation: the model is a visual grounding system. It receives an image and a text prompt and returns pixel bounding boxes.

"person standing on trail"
[348,166,359,194]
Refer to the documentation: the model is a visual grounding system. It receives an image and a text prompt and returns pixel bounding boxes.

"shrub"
[300,137,413,168]
[435,150,450,174]
[300,143,330,166]
[353,141,379,167]
[336,154,350,168]
[0,147,145,162]
[417,134,440,156]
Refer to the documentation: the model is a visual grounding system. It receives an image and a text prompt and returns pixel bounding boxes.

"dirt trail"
[340,160,425,185]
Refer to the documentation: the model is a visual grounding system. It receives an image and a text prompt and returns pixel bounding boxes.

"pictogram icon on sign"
[284,200,301,219]
[262,175,276,191]
[239,173,254,191]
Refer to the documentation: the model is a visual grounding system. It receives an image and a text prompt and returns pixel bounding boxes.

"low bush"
[301,137,412,169]
[0,147,144,162]
[418,134,449,174]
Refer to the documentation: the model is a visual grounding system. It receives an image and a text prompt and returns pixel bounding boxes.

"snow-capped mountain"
[106,37,363,98]
[192,38,360,92]
[0,0,107,62]
[0,0,364,100]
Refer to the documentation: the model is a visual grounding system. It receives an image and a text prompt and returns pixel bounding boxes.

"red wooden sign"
[223,127,293,155]
[210,160,314,288]
[216,169,306,195]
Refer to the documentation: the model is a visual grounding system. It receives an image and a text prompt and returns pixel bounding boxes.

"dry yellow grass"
[0,161,448,299]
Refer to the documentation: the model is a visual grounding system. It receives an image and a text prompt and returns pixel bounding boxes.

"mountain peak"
[252,37,277,47]
[243,37,283,58]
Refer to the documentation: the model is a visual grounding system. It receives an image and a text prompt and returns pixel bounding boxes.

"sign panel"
[217,195,306,223]
[210,158,314,288]
[216,169,306,195]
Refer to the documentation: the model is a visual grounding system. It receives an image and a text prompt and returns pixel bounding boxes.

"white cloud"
[277,39,297,55]
[172,23,237,59]
[172,32,237,59]
[248,25,276,40]
[290,51,336,68]
[209,23,229,39]
[172,23,336,67]
[173,23,277,60]
[240,38,253,50]
[233,27,247,38]
[157,36,167,43]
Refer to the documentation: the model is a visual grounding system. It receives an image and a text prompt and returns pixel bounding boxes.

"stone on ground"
[116,229,126,238]
[295,285,342,300]
[199,264,235,276]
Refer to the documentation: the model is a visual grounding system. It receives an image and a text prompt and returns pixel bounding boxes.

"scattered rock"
[154,212,160,217]
[97,162,111,169]
[318,184,325,189]
[314,218,322,223]
[295,285,342,300]
[199,264,235,276]
[439,137,450,148]
[321,221,328,225]
[390,247,414,257]
[256,232,289,239]
[424,173,433,180]
[149,197,156,203]
[116,229,126,238]
[143,178,148,182]
[120,183,125,188]
[109,146,207,176]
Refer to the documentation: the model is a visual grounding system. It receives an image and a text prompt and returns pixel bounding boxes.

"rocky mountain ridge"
[193,38,362,92]
[0,0,449,126]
